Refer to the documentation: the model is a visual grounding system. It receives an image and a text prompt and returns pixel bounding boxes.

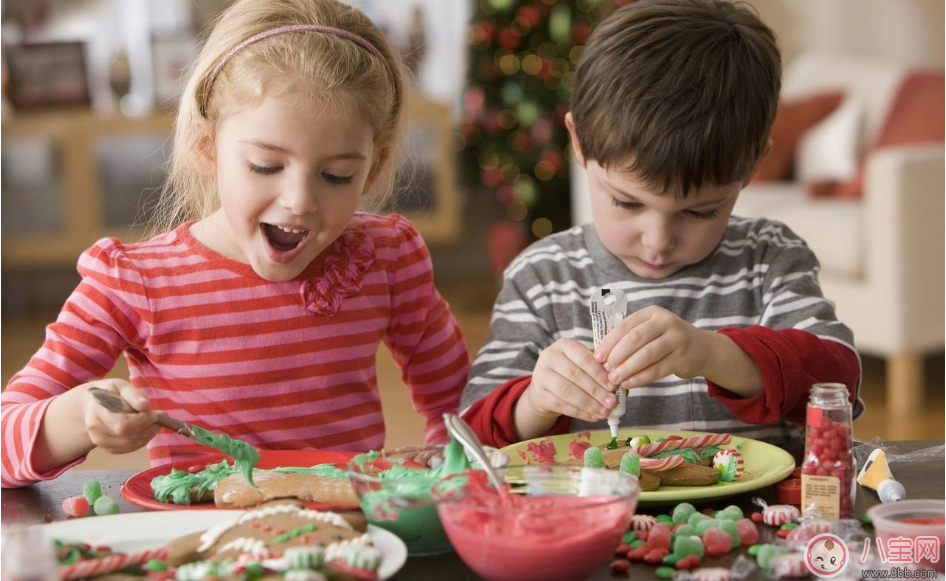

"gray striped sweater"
[462,216,860,445]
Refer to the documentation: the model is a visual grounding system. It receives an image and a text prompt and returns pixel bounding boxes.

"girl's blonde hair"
[150,0,407,236]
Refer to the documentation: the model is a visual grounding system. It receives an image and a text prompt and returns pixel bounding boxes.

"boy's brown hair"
[571,0,781,196]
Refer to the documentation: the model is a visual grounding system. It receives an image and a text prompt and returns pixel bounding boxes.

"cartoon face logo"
[806,533,849,578]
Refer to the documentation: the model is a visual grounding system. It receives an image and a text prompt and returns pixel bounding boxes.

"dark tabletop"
[2,440,942,581]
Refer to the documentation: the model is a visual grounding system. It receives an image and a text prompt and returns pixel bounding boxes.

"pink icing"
[438,472,632,581]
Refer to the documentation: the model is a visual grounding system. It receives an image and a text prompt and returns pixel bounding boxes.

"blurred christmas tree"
[459,0,624,268]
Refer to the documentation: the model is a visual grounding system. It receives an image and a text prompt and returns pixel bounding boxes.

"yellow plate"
[501,429,795,505]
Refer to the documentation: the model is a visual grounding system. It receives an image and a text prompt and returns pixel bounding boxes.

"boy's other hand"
[594,305,713,389]
[523,338,617,423]
[82,379,161,454]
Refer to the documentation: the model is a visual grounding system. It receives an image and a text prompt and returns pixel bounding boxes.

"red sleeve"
[462,376,572,448]
[706,327,861,425]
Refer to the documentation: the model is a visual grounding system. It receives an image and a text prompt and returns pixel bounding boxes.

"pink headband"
[200,24,395,117]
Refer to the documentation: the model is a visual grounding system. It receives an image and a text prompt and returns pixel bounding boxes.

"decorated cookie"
[215,470,358,509]
[657,464,721,487]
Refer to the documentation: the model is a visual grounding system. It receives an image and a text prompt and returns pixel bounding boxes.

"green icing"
[607,436,619,450]
[190,425,260,487]
[354,431,473,555]
[273,523,317,544]
[716,455,738,482]
[651,445,721,464]
[150,460,349,505]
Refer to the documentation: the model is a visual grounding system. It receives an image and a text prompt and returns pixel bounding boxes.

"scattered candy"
[717,505,744,520]
[780,523,798,530]
[645,548,671,564]
[858,513,872,525]
[648,524,673,551]
[762,504,800,526]
[688,512,712,528]
[615,543,632,557]
[584,447,605,468]
[631,514,657,532]
[662,553,681,566]
[694,519,719,536]
[747,545,761,557]
[676,525,699,538]
[701,528,731,557]
[718,519,741,549]
[776,528,791,539]
[673,503,697,524]
[93,495,119,516]
[631,540,648,548]
[750,511,763,524]
[785,519,831,543]
[627,547,648,561]
[610,558,630,574]
[657,515,675,525]
[676,555,701,570]
[623,531,637,544]
[756,545,789,569]
[62,496,90,518]
[656,566,676,579]
[674,535,705,559]
[82,480,102,505]
[691,567,733,581]
[770,553,809,578]
[620,452,641,477]
[701,507,716,516]
[735,518,760,546]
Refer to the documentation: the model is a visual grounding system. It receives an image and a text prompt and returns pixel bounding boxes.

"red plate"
[121,450,359,511]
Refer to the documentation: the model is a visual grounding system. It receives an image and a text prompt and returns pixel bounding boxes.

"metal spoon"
[89,387,198,441]
[443,413,513,504]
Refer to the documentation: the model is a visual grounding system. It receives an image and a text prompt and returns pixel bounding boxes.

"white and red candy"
[630,514,657,532]
[640,456,687,471]
[690,567,733,581]
[786,519,832,543]
[636,433,732,457]
[712,450,744,478]
[61,548,167,580]
[762,504,800,526]
[770,553,809,578]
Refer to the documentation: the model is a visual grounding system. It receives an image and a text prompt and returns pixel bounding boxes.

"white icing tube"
[589,288,628,438]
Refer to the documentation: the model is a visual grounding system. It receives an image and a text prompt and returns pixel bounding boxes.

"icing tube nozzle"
[857,449,906,503]
[607,386,627,438]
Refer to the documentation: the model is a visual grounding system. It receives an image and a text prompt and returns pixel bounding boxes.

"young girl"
[0,0,470,488]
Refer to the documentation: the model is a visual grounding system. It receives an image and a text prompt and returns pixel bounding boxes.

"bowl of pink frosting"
[432,465,640,581]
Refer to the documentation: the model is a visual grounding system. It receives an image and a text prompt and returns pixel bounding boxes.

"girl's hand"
[594,305,713,389]
[82,379,160,454]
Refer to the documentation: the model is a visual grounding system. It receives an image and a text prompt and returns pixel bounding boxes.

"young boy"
[461,0,862,450]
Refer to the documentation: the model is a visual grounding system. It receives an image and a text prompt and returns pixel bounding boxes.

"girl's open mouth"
[261,223,311,263]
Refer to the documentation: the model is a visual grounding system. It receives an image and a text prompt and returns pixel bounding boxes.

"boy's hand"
[594,305,713,389]
[522,338,617,423]
[82,379,160,454]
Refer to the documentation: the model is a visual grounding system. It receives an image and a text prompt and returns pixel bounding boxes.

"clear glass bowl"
[432,465,641,581]
[347,445,509,556]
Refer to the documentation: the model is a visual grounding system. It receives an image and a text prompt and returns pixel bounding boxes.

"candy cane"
[639,456,686,471]
[636,434,731,457]
[60,548,167,580]
[762,504,801,526]
[691,567,733,581]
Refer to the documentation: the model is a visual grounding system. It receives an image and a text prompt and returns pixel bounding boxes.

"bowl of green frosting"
[348,437,508,556]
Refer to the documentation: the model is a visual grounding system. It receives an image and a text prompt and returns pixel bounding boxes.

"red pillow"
[812,71,945,198]
[751,92,845,182]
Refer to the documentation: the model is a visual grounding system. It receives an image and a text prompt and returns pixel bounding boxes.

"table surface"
[2,440,942,581]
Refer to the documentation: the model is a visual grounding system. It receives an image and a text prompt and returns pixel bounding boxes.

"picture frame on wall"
[5,42,91,109]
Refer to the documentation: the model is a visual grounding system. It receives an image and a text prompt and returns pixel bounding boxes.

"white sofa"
[570,53,945,417]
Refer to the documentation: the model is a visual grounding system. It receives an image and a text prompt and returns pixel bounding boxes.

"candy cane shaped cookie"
[639,456,686,471]
[61,548,167,580]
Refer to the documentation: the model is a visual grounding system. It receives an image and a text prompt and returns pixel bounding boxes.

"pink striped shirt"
[1,213,470,488]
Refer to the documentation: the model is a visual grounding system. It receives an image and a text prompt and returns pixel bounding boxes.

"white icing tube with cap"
[857,448,906,503]
[590,288,628,439]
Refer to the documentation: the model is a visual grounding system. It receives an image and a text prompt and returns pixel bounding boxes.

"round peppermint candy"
[712,450,745,480]
[762,504,800,526]
[630,514,657,532]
